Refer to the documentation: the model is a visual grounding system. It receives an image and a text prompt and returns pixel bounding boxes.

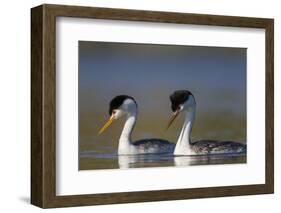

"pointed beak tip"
[165,125,170,131]
[98,128,103,135]
[166,111,179,130]
[98,116,114,135]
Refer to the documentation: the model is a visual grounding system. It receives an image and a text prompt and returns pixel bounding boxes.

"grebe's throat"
[118,112,137,153]
[174,104,196,155]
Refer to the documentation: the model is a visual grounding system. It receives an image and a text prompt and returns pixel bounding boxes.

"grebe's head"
[166,90,196,129]
[99,95,137,134]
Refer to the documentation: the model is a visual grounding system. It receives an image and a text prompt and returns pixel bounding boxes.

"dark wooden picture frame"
[31,4,274,208]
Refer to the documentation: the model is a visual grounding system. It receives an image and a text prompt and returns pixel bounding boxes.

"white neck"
[174,106,196,155]
[118,112,137,154]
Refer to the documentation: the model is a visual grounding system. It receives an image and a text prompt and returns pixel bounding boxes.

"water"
[79,150,246,170]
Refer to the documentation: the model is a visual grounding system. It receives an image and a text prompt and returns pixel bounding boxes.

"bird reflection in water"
[117,153,246,169]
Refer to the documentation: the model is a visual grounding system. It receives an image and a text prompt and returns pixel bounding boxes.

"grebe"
[167,90,246,156]
[99,95,175,155]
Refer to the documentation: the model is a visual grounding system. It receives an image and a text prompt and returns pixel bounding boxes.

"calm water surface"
[79,148,246,170]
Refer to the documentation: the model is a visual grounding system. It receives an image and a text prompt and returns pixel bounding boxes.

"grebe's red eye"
[112,110,116,115]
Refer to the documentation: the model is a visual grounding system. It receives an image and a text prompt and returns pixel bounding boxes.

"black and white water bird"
[99,95,175,155]
[167,90,246,156]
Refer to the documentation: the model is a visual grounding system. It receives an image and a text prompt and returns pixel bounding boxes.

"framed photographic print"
[31,4,274,208]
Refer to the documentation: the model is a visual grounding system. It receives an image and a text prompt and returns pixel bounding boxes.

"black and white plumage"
[167,90,246,156]
[189,140,246,155]
[99,95,175,155]
[132,139,175,154]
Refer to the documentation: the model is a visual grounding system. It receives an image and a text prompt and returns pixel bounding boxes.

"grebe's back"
[132,139,175,154]
[191,140,246,155]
